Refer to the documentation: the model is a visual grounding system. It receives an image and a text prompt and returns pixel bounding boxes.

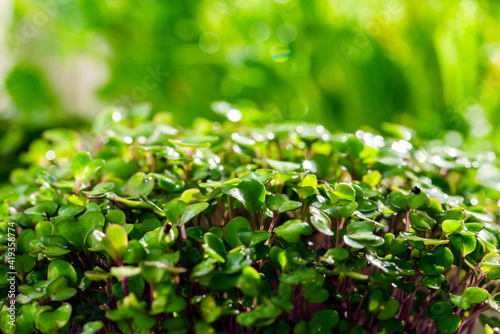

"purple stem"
[117,258,129,296]
[122,277,129,296]
[474,274,485,287]
[405,210,411,231]
[454,264,481,293]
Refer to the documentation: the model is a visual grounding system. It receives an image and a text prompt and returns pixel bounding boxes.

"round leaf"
[224,217,251,248]
[48,260,77,287]
[273,219,313,243]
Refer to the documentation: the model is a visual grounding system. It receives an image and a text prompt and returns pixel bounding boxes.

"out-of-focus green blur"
[1,0,500,179]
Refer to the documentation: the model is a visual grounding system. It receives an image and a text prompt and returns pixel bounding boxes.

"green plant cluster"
[1,107,500,334]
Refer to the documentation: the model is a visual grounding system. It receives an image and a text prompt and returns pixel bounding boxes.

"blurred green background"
[2,0,500,180]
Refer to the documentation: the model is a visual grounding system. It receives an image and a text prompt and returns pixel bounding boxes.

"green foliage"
[1,110,500,333]
[5,1,500,191]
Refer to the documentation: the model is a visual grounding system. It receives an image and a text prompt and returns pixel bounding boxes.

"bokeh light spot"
[112,111,122,122]
[277,23,297,43]
[227,108,242,122]
[45,150,56,161]
[249,22,271,42]
[199,32,221,54]
[225,45,246,65]
[246,43,266,61]
[270,44,291,62]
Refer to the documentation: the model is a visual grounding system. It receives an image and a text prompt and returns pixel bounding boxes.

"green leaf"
[449,234,476,257]
[48,260,77,286]
[83,182,115,196]
[195,322,215,334]
[369,290,384,313]
[408,190,429,210]
[71,152,92,177]
[481,253,500,268]
[180,188,207,204]
[240,169,276,184]
[40,235,71,257]
[203,233,226,262]
[429,302,453,320]
[182,202,210,225]
[356,198,378,213]
[266,159,301,172]
[266,194,302,213]
[398,232,449,246]
[305,289,329,304]
[224,217,251,248]
[25,201,58,217]
[58,204,85,217]
[291,174,319,199]
[164,200,209,226]
[200,295,222,323]
[418,255,444,275]
[169,135,218,147]
[379,299,400,320]
[461,234,477,256]
[126,172,155,197]
[223,178,266,217]
[95,224,128,261]
[51,287,77,301]
[84,267,112,281]
[237,266,261,296]
[347,221,375,233]
[388,191,408,212]
[37,303,72,331]
[464,288,489,304]
[333,183,355,201]
[310,309,339,328]
[318,200,358,220]
[54,211,105,251]
[149,173,184,191]
[449,295,468,310]
[408,211,436,230]
[186,226,206,242]
[450,288,489,310]
[36,220,54,237]
[46,276,69,297]
[434,247,454,269]
[280,267,316,284]
[164,200,187,224]
[309,206,333,236]
[322,248,350,262]
[40,235,70,249]
[344,232,384,249]
[237,228,271,247]
[362,170,381,188]
[192,258,217,278]
[273,219,313,243]
[110,195,156,211]
[436,314,461,334]
[442,220,463,234]
[106,210,126,225]
[71,152,104,181]
[270,247,289,272]
[123,240,146,264]
[81,321,104,334]
[110,266,142,278]
[18,230,36,254]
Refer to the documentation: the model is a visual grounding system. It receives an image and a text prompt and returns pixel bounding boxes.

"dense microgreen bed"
[1,107,500,334]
